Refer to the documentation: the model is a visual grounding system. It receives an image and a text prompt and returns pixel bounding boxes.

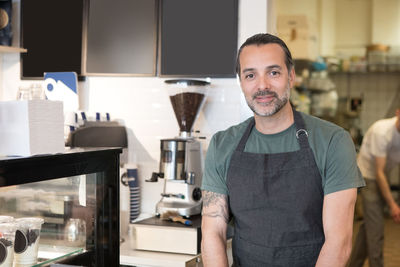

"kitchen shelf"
[329,70,400,75]
[0,45,27,53]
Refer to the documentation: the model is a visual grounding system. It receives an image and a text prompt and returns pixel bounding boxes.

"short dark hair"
[235,33,294,76]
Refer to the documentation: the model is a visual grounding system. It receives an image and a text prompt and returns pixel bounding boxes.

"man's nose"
[258,74,270,90]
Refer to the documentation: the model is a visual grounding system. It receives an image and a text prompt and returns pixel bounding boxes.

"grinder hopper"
[165,79,210,138]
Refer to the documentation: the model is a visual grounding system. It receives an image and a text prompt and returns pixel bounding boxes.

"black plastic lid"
[164,79,210,86]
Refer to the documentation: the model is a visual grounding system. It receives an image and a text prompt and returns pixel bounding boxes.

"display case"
[0,147,121,267]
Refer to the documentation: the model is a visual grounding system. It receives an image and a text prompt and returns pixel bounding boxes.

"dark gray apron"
[227,110,324,267]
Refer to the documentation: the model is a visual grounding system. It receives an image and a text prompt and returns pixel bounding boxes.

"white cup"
[0,222,17,267]
[13,217,44,266]
[16,87,31,100]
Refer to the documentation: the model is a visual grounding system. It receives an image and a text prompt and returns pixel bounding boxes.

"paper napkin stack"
[0,100,64,156]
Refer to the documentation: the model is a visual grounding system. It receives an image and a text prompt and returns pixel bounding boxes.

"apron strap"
[293,109,310,149]
[235,118,255,152]
[235,109,310,152]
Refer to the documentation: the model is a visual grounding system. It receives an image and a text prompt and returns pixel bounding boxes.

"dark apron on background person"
[227,109,325,267]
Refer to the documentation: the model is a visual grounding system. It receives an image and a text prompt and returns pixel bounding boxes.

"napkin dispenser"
[66,122,128,164]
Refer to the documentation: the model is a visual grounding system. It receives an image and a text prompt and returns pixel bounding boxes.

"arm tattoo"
[202,191,229,223]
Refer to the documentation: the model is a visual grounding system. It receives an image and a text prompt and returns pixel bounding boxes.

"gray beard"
[246,86,290,117]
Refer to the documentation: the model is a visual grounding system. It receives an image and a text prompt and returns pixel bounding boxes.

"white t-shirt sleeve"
[369,129,390,158]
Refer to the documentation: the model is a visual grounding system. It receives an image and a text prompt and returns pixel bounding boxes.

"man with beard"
[200,33,365,267]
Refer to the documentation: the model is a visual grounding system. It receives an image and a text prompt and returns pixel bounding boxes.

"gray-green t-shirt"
[201,112,365,196]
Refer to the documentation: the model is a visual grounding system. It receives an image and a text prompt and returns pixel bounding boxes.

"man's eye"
[270,71,280,76]
[245,73,254,79]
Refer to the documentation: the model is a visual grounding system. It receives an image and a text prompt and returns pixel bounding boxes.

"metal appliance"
[148,79,210,217]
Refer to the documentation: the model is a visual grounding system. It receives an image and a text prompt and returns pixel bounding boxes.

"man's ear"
[396,109,400,132]
[289,68,296,87]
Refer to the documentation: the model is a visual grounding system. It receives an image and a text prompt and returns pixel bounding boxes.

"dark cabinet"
[20,0,238,78]
[84,0,158,76]
[159,0,238,77]
[20,0,86,79]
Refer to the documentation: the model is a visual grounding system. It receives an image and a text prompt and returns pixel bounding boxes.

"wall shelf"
[329,70,400,75]
[0,45,27,53]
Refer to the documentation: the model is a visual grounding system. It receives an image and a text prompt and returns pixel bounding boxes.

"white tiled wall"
[331,72,400,134]
[331,72,400,185]
[2,60,250,229]
[85,77,249,216]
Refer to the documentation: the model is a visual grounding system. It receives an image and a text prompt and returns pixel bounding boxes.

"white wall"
[335,0,372,57]
[372,0,400,46]
[2,0,266,227]
[319,0,336,56]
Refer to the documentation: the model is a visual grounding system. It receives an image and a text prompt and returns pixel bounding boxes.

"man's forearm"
[315,237,352,267]
[316,189,356,267]
[201,234,229,267]
[201,190,230,266]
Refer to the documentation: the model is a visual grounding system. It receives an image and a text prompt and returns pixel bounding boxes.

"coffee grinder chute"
[147,79,210,217]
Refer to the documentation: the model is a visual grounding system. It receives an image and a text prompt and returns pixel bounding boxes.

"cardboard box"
[277,15,319,60]
[130,215,201,255]
[0,100,64,156]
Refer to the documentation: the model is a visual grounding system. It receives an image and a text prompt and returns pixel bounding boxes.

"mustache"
[252,90,278,100]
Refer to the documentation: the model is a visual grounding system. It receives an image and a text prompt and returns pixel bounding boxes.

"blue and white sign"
[44,72,79,112]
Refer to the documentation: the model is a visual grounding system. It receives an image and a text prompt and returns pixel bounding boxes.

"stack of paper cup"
[122,164,140,222]
[14,217,44,267]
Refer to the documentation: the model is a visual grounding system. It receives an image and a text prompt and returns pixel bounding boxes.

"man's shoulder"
[212,117,253,145]
[364,116,397,141]
[371,117,396,132]
[300,112,351,149]
[301,112,344,135]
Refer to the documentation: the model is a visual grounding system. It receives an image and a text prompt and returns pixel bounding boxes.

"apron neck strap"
[235,109,310,152]
[293,109,310,149]
[235,118,255,151]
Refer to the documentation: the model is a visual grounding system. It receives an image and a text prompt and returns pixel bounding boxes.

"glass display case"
[0,147,121,267]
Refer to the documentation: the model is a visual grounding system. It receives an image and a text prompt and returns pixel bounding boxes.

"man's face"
[239,43,295,117]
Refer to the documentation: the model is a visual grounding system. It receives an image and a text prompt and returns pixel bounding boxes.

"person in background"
[348,108,400,267]
[200,33,365,267]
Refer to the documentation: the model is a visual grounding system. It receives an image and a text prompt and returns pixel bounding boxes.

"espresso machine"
[147,79,210,217]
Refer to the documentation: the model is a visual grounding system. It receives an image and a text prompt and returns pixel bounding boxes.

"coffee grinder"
[147,79,210,217]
